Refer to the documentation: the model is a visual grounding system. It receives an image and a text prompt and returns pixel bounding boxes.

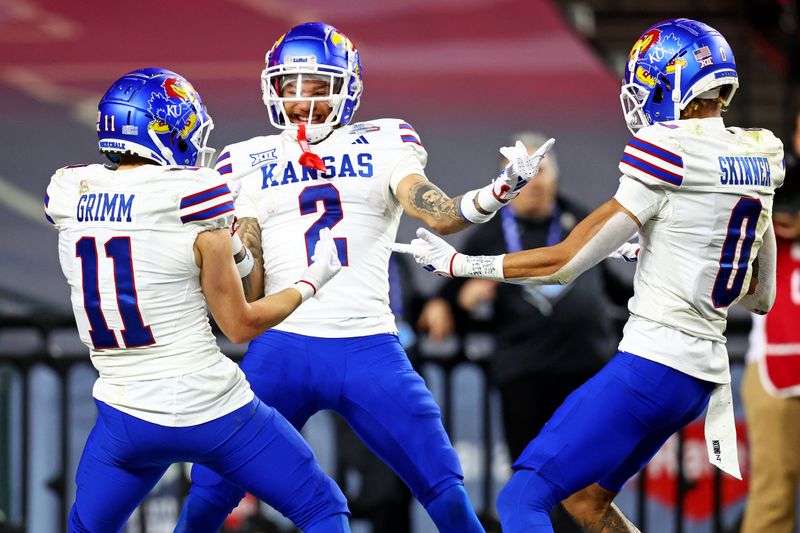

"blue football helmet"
[261,22,363,142]
[621,18,738,133]
[97,68,215,166]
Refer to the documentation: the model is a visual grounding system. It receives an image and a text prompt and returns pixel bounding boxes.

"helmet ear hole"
[653,85,664,104]
[177,138,188,153]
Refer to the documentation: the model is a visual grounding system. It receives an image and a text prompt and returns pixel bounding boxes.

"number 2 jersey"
[222,119,428,337]
[45,164,253,426]
[614,117,784,384]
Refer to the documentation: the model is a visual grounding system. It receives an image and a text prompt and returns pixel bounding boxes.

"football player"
[47,68,350,533]
[176,21,553,533]
[392,19,783,532]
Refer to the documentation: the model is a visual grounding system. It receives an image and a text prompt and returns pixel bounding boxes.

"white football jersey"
[45,163,253,425]
[614,117,784,383]
[223,119,427,337]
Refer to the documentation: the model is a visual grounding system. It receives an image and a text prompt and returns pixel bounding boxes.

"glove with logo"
[390,228,505,280]
[294,228,342,302]
[460,138,555,223]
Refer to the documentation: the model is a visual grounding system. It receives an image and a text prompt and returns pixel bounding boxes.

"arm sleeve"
[508,211,640,286]
[178,168,235,231]
[738,220,777,315]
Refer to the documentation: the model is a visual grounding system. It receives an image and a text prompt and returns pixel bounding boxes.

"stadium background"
[0,0,795,531]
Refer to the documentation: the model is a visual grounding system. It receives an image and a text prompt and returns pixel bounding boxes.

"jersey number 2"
[712,197,763,308]
[299,183,348,266]
[75,236,155,349]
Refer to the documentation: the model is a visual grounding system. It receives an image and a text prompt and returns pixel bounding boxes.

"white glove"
[487,138,556,204]
[390,228,505,280]
[462,138,555,223]
[390,228,458,278]
[608,241,640,262]
[296,228,342,301]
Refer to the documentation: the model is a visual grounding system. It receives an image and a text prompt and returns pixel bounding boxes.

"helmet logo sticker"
[635,66,657,88]
[629,29,660,61]
[693,46,714,67]
[720,47,727,62]
[646,33,683,64]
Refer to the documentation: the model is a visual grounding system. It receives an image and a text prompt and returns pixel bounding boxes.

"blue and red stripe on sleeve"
[620,137,684,186]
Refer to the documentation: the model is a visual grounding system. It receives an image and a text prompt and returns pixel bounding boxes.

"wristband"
[459,189,496,224]
[293,280,316,303]
[451,253,505,280]
[235,247,255,278]
[231,232,244,256]
[476,182,509,213]
[231,233,255,278]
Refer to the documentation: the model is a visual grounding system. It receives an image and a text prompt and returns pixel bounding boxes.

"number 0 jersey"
[45,164,253,425]
[614,117,784,383]
[223,119,427,337]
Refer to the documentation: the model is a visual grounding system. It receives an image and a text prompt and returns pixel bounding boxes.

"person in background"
[740,115,800,533]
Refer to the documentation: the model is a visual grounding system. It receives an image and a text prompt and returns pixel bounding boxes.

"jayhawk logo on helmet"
[97,68,215,166]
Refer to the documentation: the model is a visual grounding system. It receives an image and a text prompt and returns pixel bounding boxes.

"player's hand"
[608,241,640,262]
[390,228,459,278]
[494,138,555,200]
[300,228,342,296]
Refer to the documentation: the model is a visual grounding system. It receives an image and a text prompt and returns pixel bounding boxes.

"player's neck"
[116,156,158,171]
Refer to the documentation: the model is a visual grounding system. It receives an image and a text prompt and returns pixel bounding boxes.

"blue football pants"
[179,331,478,532]
[68,398,348,533]
[497,351,716,532]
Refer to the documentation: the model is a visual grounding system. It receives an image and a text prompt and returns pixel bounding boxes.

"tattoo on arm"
[408,182,465,224]
[237,217,264,299]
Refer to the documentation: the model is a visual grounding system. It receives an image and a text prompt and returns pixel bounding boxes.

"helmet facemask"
[261,67,355,143]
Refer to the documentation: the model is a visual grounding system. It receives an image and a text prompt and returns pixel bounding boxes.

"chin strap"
[297,124,327,171]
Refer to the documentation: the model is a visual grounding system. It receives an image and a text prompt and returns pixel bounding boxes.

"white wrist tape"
[476,183,507,213]
[293,280,316,303]
[231,233,255,278]
[451,254,506,280]
[231,232,244,255]
[459,189,496,224]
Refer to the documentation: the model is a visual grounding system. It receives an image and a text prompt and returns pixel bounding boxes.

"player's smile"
[280,77,334,125]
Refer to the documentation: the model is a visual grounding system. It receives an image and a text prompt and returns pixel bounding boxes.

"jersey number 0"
[712,197,763,308]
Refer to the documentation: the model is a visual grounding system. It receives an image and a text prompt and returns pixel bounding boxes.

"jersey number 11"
[75,236,155,350]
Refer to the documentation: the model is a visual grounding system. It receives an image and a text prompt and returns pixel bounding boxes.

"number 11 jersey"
[224,119,427,337]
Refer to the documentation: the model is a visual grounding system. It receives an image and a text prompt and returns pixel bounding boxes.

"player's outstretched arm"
[195,228,341,343]
[395,174,473,234]
[236,217,265,301]
[502,199,639,282]
[394,139,554,235]
[392,199,639,284]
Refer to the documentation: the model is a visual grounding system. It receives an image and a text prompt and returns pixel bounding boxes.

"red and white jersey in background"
[45,164,253,426]
[747,238,800,396]
[614,118,784,384]
[222,119,427,337]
